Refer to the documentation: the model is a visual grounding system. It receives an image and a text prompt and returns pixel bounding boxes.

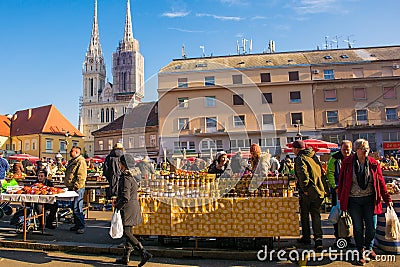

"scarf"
[353,154,370,190]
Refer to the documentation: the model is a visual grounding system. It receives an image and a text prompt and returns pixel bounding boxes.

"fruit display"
[387,182,400,195]
[6,183,65,195]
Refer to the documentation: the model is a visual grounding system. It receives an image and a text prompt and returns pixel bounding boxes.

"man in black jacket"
[103,143,124,200]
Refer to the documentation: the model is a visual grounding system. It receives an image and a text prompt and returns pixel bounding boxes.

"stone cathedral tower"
[79,0,143,156]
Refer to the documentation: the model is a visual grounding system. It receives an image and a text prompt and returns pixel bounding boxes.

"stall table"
[133,197,299,239]
[0,191,78,241]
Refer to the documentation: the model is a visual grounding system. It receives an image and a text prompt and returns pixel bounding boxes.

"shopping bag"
[328,201,340,224]
[385,206,400,240]
[338,211,352,238]
[109,209,123,239]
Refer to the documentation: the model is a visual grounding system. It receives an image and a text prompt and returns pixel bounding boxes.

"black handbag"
[338,211,353,238]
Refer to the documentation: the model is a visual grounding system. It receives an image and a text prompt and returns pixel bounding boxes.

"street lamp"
[6,114,14,153]
[64,131,70,162]
[295,119,303,140]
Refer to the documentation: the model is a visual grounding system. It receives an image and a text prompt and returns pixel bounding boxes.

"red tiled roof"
[10,104,84,137]
[0,115,10,137]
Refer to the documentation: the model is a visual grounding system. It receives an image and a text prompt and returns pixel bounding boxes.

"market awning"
[8,154,40,163]
[283,147,332,154]
[286,139,338,149]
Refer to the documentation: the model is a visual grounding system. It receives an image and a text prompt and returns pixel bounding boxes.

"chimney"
[28,109,32,119]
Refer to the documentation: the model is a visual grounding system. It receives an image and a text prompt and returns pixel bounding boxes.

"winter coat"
[103,149,123,196]
[208,160,232,177]
[338,155,392,214]
[116,169,143,226]
[326,151,344,189]
[136,160,155,179]
[294,148,325,198]
[250,153,271,178]
[0,157,10,178]
[230,154,245,173]
[64,155,87,191]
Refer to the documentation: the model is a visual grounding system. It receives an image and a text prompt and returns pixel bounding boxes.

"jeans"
[73,188,85,229]
[347,195,376,251]
[299,191,323,240]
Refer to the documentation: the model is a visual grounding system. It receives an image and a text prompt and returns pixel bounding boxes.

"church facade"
[79,0,144,156]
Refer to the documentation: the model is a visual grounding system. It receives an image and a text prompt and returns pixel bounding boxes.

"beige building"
[158,46,400,157]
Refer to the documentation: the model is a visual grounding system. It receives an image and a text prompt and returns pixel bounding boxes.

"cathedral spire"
[88,0,103,57]
[124,0,134,43]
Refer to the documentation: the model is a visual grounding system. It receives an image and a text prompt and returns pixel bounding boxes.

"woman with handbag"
[338,139,393,266]
[114,154,152,266]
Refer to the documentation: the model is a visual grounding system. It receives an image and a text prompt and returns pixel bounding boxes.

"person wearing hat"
[115,154,152,266]
[208,151,232,176]
[103,142,124,200]
[292,140,325,251]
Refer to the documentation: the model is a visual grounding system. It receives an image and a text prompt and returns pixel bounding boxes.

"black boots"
[115,243,152,266]
[115,245,134,265]
[136,243,153,267]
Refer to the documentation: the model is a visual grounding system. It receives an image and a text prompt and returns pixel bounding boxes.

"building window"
[232,74,242,84]
[290,112,303,125]
[326,110,338,123]
[205,96,216,107]
[230,139,250,149]
[46,140,52,151]
[175,141,195,150]
[178,97,189,108]
[206,117,217,133]
[260,73,271,83]
[108,139,113,150]
[356,109,368,121]
[101,108,104,123]
[383,87,396,99]
[324,89,337,101]
[354,88,366,100]
[106,108,110,122]
[178,78,188,88]
[233,115,245,127]
[32,140,36,150]
[72,141,78,147]
[150,134,157,147]
[128,137,134,148]
[259,138,281,154]
[352,133,376,151]
[111,108,115,122]
[90,78,94,96]
[178,118,189,130]
[60,141,66,153]
[262,93,272,104]
[233,94,244,105]
[262,114,274,125]
[288,71,299,81]
[324,69,335,80]
[205,76,215,86]
[386,108,397,120]
[99,140,104,151]
[382,132,400,141]
[139,135,145,148]
[24,140,30,151]
[290,91,301,103]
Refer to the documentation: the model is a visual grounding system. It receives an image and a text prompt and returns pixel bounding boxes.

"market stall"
[132,171,299,241]
[0,188,78,241]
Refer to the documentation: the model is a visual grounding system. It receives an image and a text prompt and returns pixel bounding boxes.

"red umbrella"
[287,139,338,149]
[86,157,104,163]
[227,152,252,158]
[8,153,40,164]
[283,147,332,154]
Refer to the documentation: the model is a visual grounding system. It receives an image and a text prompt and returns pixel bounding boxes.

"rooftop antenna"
[249,38,253,54]
[200,45,205,57]
[242,38,248,54]
[324,36,329,50]
[331,35,342,49]
[182,44,186,59]
[344,35,355,48]
[268,40,275,53]
[236,40,240,54]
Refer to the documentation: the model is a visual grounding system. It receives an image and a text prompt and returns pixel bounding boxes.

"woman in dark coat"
[208,151,232,177]
[115,154,152,266]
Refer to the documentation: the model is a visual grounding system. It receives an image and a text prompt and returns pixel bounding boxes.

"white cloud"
[220,0,249,6]
[292,0,343,14]
[251,15,268,20]
[168,27,204,33]
[196,13,243,21]
[162,11,190,18]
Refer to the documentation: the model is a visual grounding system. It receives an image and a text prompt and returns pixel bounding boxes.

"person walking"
[293,140,325,252]
[0,151,10,183]
[338,139,393,266]
[103,142,124,200]
[64,146,87,234]
[115,154,152,266]
[326,140,353,246]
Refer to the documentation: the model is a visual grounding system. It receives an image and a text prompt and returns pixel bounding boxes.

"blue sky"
[0,0,399,127]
